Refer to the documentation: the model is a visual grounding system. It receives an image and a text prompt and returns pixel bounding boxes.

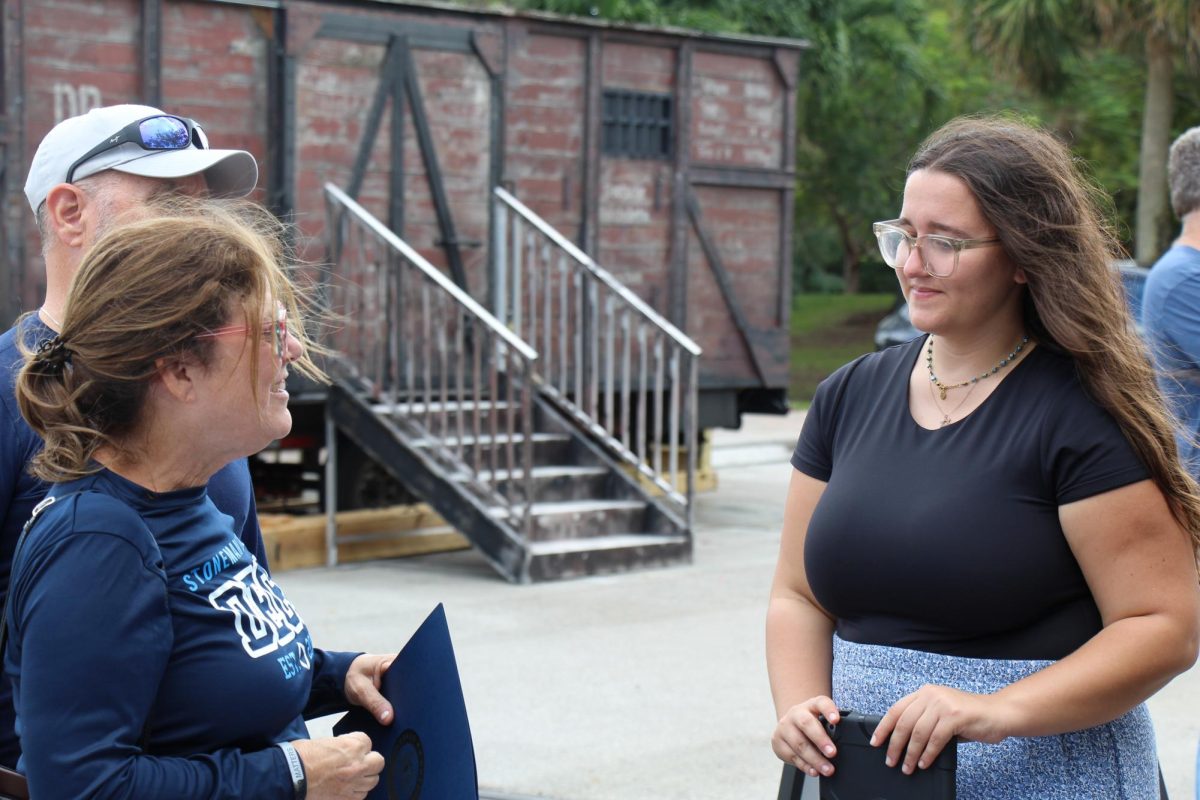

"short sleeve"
[1043,385,1149,505]
[790,355,869,481]
[1146,262,1200,369]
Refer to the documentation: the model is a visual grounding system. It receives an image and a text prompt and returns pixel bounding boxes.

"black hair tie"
[32,336,72,376]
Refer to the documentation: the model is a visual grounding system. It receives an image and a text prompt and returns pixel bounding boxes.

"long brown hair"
[909,115,1200,567]
[17,197,327,483]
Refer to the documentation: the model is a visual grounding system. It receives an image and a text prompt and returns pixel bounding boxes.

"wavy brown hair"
[909,115,1200,568]
[17,197,327,483]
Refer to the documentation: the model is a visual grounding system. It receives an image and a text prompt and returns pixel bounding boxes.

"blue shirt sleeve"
[1152,269,1200,368]
[0,323,48,576]
[0,386,20,546]
[305,649,361,719]
[0,324,51,768]
[7,499,293,799]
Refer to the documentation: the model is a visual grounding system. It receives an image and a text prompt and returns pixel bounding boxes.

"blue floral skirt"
[831,635,1159,799]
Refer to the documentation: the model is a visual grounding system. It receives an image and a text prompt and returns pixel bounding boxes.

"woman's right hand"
[292,732,384,799]
[772,696,842,779]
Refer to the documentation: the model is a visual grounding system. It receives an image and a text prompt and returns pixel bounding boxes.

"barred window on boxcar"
[601,90,673,160]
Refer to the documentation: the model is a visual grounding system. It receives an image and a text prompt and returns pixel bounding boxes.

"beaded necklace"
[925,334,1029,401]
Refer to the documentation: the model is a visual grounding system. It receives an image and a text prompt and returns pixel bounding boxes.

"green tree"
[962,0,1200,263]
[504,0,1154,288]
[789,1,933,293]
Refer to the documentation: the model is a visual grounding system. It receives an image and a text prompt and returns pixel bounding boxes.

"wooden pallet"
[260,504,470,572]
[623,437,718,496]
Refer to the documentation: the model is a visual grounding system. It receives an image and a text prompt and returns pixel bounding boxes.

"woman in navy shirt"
[767,117,1200,798]
[9,199,394,798]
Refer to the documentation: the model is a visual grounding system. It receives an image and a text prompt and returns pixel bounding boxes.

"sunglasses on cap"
[65,114,207,184]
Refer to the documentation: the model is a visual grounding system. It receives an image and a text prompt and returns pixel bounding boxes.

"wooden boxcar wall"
[0,0,804,425]
[0,0,279,312]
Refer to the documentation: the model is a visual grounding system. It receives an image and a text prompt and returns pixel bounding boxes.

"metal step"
[488,498,646,518]
[473,465,607,482]
[467,465,612,503]
[526,532,692,581]
[329,379,691,583]
[526,532,686,555]
[373,399,513,415]
[489,498,647,541]
[411,432,568,448]
[415,431,575,469]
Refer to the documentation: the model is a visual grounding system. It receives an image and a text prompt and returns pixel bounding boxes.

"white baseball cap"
[24,103,259,212]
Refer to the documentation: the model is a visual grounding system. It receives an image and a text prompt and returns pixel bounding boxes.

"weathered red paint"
[2,0,803,401]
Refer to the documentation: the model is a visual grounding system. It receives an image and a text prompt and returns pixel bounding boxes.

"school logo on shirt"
[209,561,307,662]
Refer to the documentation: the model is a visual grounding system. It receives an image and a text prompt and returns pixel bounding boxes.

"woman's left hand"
[344,653,395,725]
[872,685,1012,774]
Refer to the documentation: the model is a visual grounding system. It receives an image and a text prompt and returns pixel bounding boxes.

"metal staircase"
[320,184,701,583]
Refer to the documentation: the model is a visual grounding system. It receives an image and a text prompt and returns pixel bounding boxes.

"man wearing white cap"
[0,104,263,769]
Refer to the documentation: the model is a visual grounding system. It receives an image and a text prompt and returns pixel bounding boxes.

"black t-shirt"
[792,337,1148,660]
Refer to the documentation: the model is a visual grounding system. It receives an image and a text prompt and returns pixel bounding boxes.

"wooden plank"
[2,0,27,324]
[389,53,406,235]
[685,187,770,384]
[776,47,799,329]
[580,31,601,254]
[316,13,474,52]
[668,41,693,330]
[347,36,399,201]
[401,40,470,291]
[261,504,470,573]
[140,0,162,107]
[688,167,794,189]
[620,438,717,495]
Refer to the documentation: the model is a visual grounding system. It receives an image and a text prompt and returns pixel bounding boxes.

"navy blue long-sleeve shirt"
[0,314,270,769]
[4,469,355,798]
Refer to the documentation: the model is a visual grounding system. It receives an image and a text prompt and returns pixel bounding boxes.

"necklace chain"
[39,307,62,329]
[928,372,979,427]
[925,334,1029,401]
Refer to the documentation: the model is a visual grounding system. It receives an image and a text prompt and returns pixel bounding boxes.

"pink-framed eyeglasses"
[195,304,289,361]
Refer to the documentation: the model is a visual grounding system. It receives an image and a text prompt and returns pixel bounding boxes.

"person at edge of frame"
[9,199,392,797]
[1141,124,1200,800]
[767,114,1200,799]
[0,104,265,769]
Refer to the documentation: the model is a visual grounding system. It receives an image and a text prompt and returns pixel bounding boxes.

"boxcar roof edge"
[317,0,812,51]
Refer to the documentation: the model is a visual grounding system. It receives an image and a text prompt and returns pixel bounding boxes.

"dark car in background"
[874,299,917,350]
[874,261,1151,350]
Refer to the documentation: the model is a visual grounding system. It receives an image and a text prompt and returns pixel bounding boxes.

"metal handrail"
[326,184,536,361]
[323,183,538,545]
[492,187,701,522]
[493,187,701,356]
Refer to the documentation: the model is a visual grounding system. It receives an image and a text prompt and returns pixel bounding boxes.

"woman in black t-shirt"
[767,117,1200,799]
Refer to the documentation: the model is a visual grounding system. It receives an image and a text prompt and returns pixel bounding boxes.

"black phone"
[818,709,956,800]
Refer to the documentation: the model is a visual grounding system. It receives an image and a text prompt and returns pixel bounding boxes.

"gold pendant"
[938,385,947,400]
[941,415,951,427]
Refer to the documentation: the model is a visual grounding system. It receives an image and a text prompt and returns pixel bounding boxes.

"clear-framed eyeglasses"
[872,220,1001,278]
[195,304,290,361]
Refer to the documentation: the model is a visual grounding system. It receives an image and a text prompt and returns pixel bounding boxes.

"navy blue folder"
[333,603,478,800]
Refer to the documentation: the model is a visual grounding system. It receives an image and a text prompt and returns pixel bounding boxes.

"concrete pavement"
[278,411,1200,799]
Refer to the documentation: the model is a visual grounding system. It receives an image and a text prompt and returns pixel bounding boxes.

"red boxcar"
[1,0,804,427]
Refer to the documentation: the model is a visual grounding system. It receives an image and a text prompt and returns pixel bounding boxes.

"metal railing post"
[323,183,537,526]
[491,186,702,519]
